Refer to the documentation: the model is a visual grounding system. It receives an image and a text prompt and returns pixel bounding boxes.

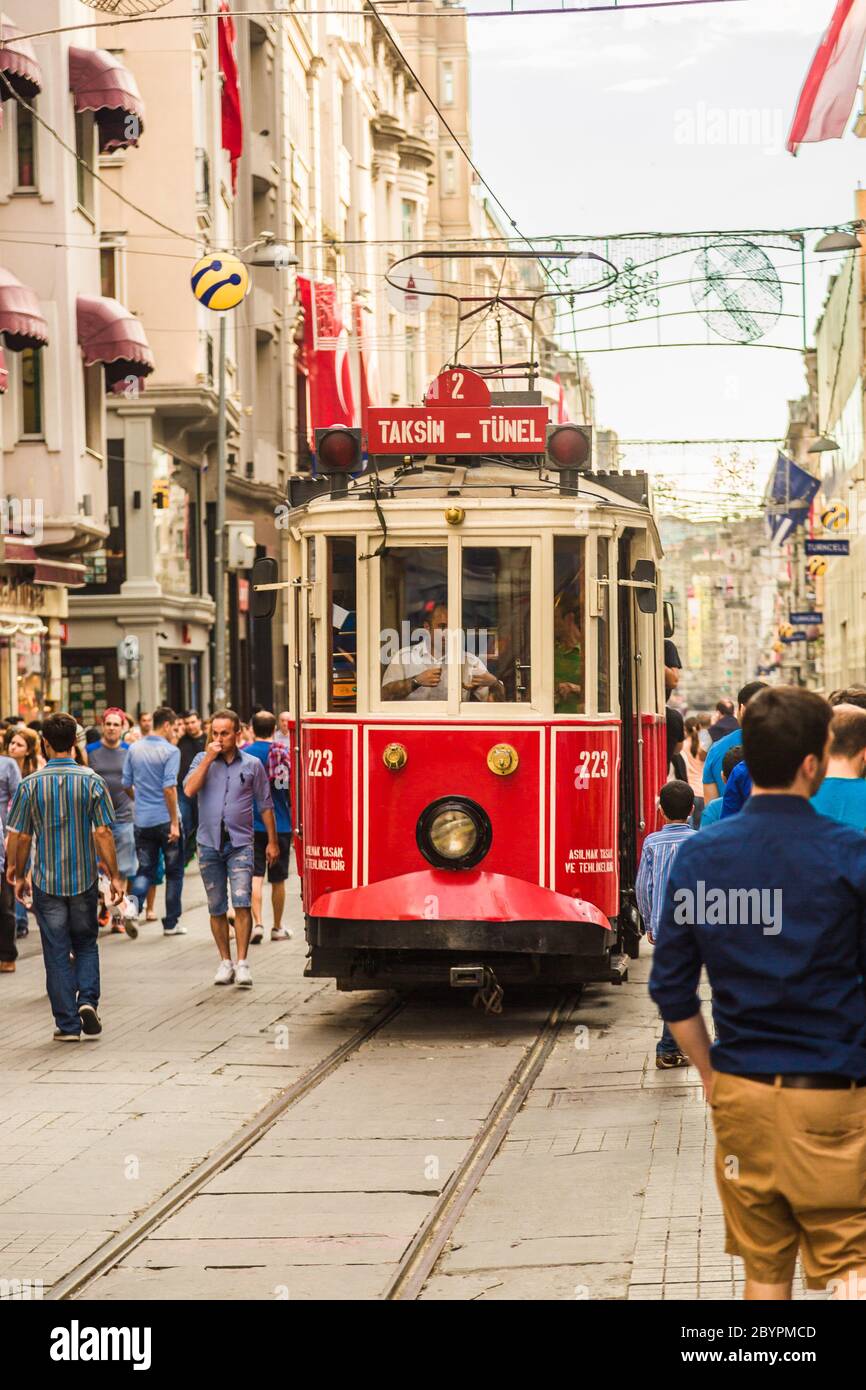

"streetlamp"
[193,236,298,710]
[214,236,297,706]
[814,227,862,253]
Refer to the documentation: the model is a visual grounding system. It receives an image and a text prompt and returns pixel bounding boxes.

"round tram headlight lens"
[416,797,492,871]
[430,809,477,861]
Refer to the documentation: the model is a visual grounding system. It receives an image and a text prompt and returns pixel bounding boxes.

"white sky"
[468,0,865,498]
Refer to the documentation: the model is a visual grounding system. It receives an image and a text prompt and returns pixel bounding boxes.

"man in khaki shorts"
[650,686,866,1299]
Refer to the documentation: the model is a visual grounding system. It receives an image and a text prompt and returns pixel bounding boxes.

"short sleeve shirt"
[7,758,114,895]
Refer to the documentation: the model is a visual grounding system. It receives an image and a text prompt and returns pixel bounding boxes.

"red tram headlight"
[416,796,492,871]
[545,423,592,471]
[314,425,365,476]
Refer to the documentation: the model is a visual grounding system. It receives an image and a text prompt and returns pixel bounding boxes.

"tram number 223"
[307,748,333,777]
[574,750,608,785]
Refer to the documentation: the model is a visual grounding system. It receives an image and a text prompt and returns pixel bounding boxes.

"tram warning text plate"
[367,405,549,455]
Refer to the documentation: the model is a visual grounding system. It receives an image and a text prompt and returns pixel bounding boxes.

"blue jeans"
[33,883,100,1036]
[178,788,198,863]
[130,823,185,930]
[198,841,254,916]
[657,1021,679,1057]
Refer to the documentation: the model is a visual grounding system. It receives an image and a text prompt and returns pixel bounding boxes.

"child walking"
[636,779,695,1069]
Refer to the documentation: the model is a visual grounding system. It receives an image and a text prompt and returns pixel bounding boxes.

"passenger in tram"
[553,593,582,713]
[381,603,503,702]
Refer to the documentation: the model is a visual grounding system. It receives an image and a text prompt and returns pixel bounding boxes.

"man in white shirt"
[381,604,503,702]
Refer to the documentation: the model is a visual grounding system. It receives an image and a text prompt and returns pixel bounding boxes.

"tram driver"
[381,603,504,702]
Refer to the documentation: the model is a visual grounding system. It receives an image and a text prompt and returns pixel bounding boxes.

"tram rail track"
[48,988,577,1302]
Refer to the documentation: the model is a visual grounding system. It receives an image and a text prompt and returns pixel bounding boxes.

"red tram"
[255,367,667,996]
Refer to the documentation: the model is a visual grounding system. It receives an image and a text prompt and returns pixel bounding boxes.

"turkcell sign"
[782,631,809,643]
[804,539,849,556]
[367,405,549,455]
[790,611,823,625]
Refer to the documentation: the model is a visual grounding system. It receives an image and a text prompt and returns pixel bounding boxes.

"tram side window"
[328,537,356,712]
[461,546,530,702]
[553,537,585,714]
[597,536,611,712]
[306,537,317,710]
[380,548,449,701]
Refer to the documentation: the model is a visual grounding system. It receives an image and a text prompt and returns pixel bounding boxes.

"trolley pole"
[213,311,228,710]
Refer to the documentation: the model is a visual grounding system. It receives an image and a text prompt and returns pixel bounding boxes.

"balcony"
[250,131,278,196]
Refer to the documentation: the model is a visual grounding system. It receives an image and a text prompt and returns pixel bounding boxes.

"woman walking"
[683,716,706,828]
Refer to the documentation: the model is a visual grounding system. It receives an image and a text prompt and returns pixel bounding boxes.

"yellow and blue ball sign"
[190,252,250,311]
[820,501,849,532]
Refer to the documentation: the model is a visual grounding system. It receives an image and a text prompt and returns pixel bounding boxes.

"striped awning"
[0,18,43,103]
[77,294,154,393]
[0,267,48,352]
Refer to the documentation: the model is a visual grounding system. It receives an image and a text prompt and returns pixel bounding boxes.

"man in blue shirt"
[185,709,278,989]
[122,706,185,936]
[244,710,293,945]
[811,706,866,830]
[635,779,695,1067]
[650,685,866,1301]
[702,680,767,802]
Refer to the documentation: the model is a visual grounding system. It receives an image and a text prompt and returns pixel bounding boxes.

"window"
[440,61,455,107]
[442,149,456,198]
[553,537,586,714]
[328,537,356,711]
[83,363,103,456]
[152,447,192,596]
[596,536,611,712]
[461,546,531,702]
[99,241,121,299]
[401,198,415,246]
[307,536,317,709]
[380,548,448,702]
[75,112,95,216]
[15,103,36,189]
[20,347,43,437]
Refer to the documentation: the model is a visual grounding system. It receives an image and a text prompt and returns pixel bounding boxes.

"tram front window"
[461,546,530,703]
[379,547,504,702]
[554,537,585,714]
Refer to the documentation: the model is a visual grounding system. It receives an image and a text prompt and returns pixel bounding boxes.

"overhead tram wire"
[15,0,750,43]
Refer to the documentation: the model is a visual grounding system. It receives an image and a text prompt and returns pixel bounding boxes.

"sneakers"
[53,1030,79,1042]
[271,926,293,941]
[78,1004,102,1038]
[124,919,139,940]
[214,959,235,986]
[655,1051,689,1070]
[234,960,253,989]
[250,922,264,945]
[163,924,187,937]
[0,960,15,973]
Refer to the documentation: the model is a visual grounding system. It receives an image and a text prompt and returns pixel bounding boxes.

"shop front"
[0,573,67,718]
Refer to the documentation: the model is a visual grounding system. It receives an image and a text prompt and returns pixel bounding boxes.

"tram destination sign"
[367,404,549,456]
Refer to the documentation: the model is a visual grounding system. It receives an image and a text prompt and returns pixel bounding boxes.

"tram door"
[617,532,641,953]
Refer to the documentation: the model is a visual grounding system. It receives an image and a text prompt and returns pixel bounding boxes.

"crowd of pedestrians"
[0,703,295,1037]
[646,677,866,1300]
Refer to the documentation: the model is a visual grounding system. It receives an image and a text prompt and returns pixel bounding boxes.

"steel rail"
[384,990,579,1301]
[48,994,406,1300]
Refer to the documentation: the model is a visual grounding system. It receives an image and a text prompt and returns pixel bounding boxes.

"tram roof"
[288,459,657,524]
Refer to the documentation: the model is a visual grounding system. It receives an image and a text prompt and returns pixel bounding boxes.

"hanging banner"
[297,276,355,436]
[766,452,820,546]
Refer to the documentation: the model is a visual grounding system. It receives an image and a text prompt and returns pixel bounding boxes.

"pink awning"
[0,346,8,394]
[3,540,86,587]
[69,46,145,153]
[3,539,36,564]
[77,294,154,393]
[0,267,48,352]
[0,18,43,103]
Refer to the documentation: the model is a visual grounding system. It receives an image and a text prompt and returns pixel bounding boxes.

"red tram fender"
[310,867,613,928]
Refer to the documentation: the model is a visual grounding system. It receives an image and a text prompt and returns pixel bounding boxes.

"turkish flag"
[787,0,866,154]
[218,1,242,192]
[297,276,355,437]
[354,300,379,434]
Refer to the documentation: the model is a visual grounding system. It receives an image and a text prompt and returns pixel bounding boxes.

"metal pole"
[213,311,227,709]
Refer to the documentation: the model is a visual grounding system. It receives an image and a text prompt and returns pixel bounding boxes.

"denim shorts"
[112,821,138,879]
[198,841,254,916]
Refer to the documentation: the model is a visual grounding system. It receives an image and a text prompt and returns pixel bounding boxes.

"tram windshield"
[379,546,529,703]
[553,537,586,714]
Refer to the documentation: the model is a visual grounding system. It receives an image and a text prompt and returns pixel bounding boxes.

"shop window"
[461,546,530,703]
[380,547,448,702]
[20,346,43,438]
[328,537,356,711]
[15,103,36,190]
[553,536,585,714]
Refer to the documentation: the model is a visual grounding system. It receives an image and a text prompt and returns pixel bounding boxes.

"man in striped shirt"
[6,713,123,1042]
[635,779,696,1069]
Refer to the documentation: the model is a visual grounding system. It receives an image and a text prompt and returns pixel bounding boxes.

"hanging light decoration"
[78,0,174,14]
